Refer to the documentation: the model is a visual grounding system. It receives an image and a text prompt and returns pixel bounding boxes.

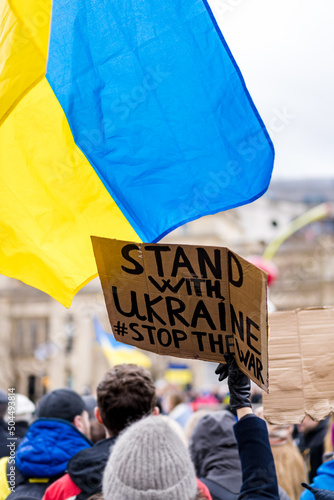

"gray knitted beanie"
[103,415,198,500]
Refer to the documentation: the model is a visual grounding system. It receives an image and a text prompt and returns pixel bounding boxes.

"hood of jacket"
[15,418,92,478]
[311,459,334,492]
[317,461,334,478]
[189,410,242,494]
[67,437,116,497]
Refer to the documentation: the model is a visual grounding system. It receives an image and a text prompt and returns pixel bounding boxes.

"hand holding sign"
[216,353,252,410]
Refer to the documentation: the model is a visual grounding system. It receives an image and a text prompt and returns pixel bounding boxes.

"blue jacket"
[15,418,92,478]
[300,460,334,500]
[234,414,280,500]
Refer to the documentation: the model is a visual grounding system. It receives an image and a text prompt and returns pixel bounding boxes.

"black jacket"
[67,437,116,500]
[234,414,280,500]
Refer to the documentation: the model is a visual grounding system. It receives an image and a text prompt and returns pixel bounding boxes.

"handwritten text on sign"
[92,237,269,390]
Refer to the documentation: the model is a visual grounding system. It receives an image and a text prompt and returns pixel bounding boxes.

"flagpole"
[262,203,332,261]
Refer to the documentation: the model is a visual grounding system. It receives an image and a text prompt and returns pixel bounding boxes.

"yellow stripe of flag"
[0,77,139,306]
[0,0,51,124]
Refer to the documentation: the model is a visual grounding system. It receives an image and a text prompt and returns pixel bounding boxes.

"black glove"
[215,353,251,410]
[301,483,334,500]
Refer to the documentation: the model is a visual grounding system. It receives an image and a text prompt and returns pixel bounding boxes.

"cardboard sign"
[92,237,269,391]
[263,307,334,424]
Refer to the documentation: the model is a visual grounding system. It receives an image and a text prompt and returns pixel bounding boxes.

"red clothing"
[42,473,80,500]
[44,474,212,500]
[43,436,116,500]
[197,478,213,500]
[43,466,211,500]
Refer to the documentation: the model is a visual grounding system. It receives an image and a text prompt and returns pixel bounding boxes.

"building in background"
[0,277,109,400]
[0,179,333,398]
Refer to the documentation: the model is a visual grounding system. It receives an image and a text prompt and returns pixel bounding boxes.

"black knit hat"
[302,483,334,500]
[37,388,86,422]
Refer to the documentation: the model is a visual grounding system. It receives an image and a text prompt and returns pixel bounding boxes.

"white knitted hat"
[103,415,198,500]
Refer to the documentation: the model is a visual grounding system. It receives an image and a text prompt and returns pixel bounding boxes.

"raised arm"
[216,354,279,500]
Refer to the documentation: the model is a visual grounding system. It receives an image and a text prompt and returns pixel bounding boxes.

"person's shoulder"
[311,460,334,491]
[42,473,81,500]
[317,460,334,476]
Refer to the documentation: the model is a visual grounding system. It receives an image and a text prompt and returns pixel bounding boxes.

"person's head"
[36,388,90,437]
[0,389,7,420]
[82,395,106,443]
[96,364,157,437]
[298,415,321,434]
[256,406,293,445]
[189,410,242,494]
[165,390,184,413]
[103,415,198,500]
[82,395,98,420]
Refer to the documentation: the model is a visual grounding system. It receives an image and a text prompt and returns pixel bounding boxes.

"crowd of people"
[0,354,333,500]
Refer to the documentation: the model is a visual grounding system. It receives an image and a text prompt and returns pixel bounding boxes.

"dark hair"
[97,364,156,436]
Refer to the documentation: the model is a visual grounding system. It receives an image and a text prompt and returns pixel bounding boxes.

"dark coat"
[68,437,116,499]
[234,414,280,500]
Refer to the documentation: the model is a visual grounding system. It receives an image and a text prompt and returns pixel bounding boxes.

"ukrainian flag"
[0,0,274,307]
[93,317,151,369]
[164,363,193,387]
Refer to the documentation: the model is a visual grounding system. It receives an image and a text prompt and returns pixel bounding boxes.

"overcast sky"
[209,0,334,180]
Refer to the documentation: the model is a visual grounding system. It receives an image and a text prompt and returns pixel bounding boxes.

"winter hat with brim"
[302,483,334,500]
[103,415,198,500]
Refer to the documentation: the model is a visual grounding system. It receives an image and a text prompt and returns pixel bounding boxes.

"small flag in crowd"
[93,317,152,369]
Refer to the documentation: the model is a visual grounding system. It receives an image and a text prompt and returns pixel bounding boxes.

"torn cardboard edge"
[91,236,269,392]
[264,306,334,424]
